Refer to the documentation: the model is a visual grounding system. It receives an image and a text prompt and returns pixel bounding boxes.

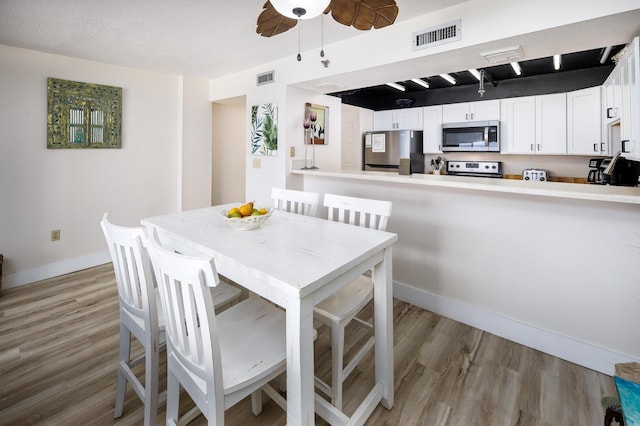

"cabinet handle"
[530,144,534,152]
[470,113,474,120]
[600,142,606,152]
[606,107,614,119]
[622,140,629,153]
[593,143,598,152]
[537,144,541,151]
[465,113,469,120]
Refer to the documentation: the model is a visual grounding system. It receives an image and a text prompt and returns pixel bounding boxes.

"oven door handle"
[484,126,489,146]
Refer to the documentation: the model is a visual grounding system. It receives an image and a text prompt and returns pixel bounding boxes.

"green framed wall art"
[47,78,122,149]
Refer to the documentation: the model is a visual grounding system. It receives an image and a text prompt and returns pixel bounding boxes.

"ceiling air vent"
[256,70,275,86]
[412,19,461,51]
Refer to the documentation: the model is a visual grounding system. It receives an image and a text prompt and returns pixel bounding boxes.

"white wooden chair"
[101,214,243,425]
[271,187,321,216]
[314,193,392,410]
[100,213,165,426]
[146,231,288,425]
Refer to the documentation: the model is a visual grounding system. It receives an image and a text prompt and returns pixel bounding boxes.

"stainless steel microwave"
[442,120,500,152]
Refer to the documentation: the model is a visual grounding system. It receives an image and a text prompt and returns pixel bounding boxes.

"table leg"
[373,247,394,409]
[286,296,316,425]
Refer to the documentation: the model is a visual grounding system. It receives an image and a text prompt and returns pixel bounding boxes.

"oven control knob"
[524,176,530,180]
[540,176,546,181]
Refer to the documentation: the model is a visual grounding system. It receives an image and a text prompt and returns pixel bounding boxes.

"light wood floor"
[0,264,617,425]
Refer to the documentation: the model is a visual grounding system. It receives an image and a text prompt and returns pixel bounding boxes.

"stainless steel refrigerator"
[363,130,424,173]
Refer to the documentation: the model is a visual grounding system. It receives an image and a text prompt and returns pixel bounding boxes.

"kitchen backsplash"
[423,152,594,181]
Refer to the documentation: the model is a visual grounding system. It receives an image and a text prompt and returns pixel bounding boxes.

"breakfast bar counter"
[291,169,640,205]
[292,168,640,377]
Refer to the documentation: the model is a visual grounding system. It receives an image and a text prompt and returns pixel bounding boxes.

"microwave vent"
[412,19,461,51]
[256,70,275,86]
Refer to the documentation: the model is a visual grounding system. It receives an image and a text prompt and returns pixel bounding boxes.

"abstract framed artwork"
[305,102,328,145]
[47,78,122,149]
[250,103,278,156]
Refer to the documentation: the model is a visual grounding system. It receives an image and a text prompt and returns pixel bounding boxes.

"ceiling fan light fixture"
[386,82,406,92]
[270,0,330,20]
[439,73,456,85]
[553,54,561,70]
[510,61,522,76]
[411,78,430,89]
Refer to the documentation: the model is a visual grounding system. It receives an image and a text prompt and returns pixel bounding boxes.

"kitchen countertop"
[291,169,640,205]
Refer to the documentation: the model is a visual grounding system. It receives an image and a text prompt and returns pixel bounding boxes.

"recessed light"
[553,54,561,70]
[468,69,481,81]
[410,78,430,89]
[385,82,406,92]
[439,74,456,85]
[510,62,522,76]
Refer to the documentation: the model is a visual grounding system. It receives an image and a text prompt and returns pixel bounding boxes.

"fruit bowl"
[221,208,273,231]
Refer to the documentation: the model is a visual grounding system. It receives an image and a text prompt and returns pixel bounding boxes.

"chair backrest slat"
[323,193,392,231]
[271,187,321,217]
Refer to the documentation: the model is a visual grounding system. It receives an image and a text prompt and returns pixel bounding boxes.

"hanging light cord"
[320,15,325,58]
[297,21,302,61]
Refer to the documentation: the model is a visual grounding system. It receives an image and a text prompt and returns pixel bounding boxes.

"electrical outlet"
[290,146,295,157]
[252,158,261,168]
[51,229,61,241]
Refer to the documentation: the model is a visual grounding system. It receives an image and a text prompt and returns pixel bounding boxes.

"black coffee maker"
[604,154,640,186]
[588,154,640,186]
[587,158,608,184]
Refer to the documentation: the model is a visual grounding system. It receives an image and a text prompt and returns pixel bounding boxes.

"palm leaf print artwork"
[251,103,278,156]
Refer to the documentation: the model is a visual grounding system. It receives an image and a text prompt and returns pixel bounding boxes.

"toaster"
[522,169,549,181]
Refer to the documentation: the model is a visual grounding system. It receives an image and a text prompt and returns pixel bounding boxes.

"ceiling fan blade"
[256,1,298,37]
[329,0,398,31]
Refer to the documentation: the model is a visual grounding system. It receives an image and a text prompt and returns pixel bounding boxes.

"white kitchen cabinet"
[500,94,566,155]
[373,107,423,131]
[500,96,536,154]
[602,66,622,125]
[567,86,604,155]
[442,99,500,123]
[620,37,639,160]
[535,93,567,154]
[423,105,443,153]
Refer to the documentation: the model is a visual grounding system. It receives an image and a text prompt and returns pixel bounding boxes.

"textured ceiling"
[0,0,467,79]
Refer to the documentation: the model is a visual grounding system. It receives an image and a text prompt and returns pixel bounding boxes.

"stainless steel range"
[446,160,503,178]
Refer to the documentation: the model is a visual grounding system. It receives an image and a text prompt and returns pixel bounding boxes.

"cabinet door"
[500,97,536,154]
[397,107,423,130]
[623,37,638,160]
[567,86,602,155]
[373,110,396,131]
[442,103,469,123]
[469,100,501,121]
[423,105,442,153]
[603,67,621,124]
[536,93,567,154]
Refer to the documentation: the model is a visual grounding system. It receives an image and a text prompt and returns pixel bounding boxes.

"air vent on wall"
[412,19,461,51]
[256,70,275,86]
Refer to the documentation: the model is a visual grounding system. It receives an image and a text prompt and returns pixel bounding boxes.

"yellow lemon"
[228,211,242,218]
[227,207,240,218]
[258,208,268,215]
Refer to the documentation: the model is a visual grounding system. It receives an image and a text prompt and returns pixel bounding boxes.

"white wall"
[180,76,213,211]
[0,45,210,289]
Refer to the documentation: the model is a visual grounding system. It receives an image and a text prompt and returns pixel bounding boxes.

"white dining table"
[141,204,398,425]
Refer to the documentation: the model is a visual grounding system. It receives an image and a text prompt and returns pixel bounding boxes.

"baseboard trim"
[2,251,111,290]
[394,281,638,376]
